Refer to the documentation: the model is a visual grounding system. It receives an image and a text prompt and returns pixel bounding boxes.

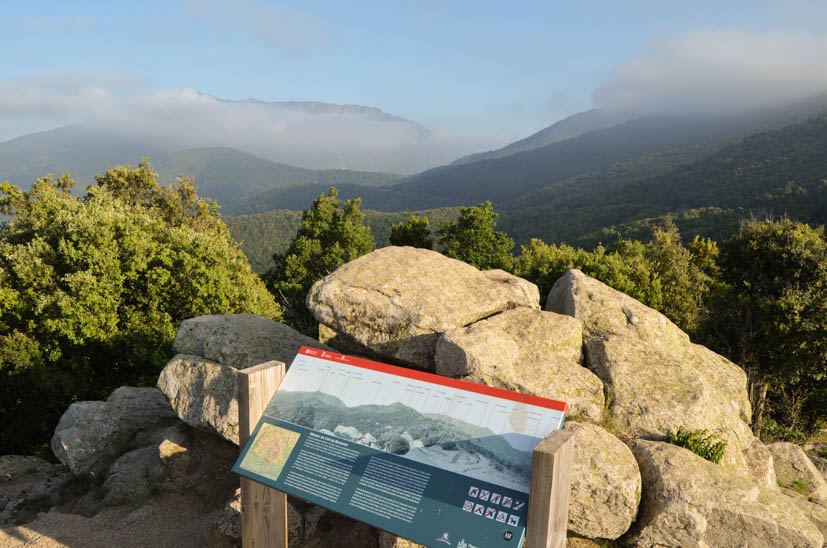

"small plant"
[599,388,619,436]
[666,426,727,464]
[759,418,808,445]
[791,480,810,495]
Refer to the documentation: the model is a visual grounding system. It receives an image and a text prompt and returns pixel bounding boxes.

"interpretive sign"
[233,346,568,547]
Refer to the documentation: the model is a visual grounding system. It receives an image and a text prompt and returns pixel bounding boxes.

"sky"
[2,0,827,144]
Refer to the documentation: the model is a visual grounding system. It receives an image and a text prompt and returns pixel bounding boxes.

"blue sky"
[2,0,827,141]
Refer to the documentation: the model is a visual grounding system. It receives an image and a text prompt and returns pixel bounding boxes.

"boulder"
[585,337,755,469]
[51,387,177,479]
[157,354,239,444]
[205,489,241,548]
[546,269,688,350]
[307,247,538,369]
[482,269,540,309]
[811,454,827,481]
[435,308,604,423]
[624,440,823,548]
[782,491,827,544]
[547,270,754,471]
[769,442,827,502]
[102,446,159,507]
[158,355,286,445]
[563,421,641,539]
[174,314,332,370]
[742,438,777,488]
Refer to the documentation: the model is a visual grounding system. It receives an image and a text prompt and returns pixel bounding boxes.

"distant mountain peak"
[207,92,427,128]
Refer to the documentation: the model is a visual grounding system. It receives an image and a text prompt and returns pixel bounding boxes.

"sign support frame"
[238,360,574,548]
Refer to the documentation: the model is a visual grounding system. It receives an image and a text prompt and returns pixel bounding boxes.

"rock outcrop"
[173,314,331,369]
[769,442,827,502]
[435,308,604,423]
[157,354,246,444]
[160,315,333,445]
[563,421,641,539]
[625,440,824,547]
[15,256,827,547]
[307,247,539,369]
[51,387,177,479]
[547,269,756,472]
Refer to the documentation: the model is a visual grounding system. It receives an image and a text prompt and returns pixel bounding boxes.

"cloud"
[0,73,497,173]
[593,28,827,114]
[182,0,330,54]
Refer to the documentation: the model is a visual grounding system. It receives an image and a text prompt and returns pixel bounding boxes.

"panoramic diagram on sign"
[234,347,568,548]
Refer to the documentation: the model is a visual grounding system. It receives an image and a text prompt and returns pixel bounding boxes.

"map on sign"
[234,347,568,548]
[238,423,301,481]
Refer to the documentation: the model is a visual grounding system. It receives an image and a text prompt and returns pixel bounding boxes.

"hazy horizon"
[3,1,827,147]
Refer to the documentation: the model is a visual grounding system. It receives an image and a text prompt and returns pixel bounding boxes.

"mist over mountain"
[450,108,633,166]
[0,83,499,177]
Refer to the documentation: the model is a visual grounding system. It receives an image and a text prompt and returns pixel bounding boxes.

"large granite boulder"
[564,421,641,539]
[51,387,177,479]
[435,308,604,423]
[307,247,539,369]
[173,314,332,369]
[546,269,688,349]
[769,442,827,502]
[157,354,245,444]
[624,440,823,547]
[547,270,755,471]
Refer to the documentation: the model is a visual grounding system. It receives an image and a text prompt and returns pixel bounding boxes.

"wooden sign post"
[525,430,575,548]
[238,361,288,548]
[237,359,574,548]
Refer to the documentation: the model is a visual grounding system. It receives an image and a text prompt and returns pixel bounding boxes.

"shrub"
[666,426,727,464]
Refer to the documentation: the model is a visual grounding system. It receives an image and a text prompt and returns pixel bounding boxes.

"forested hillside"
[232,111,827,263]
[225,206,460,272]
[498,113,827,245]
[156,148,400,214]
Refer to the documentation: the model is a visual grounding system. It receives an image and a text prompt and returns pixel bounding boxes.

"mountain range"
[3,93,827,266]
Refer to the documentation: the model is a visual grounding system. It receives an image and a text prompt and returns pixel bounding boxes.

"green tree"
[644,220,713,333]
[705,217,827,433]
[0,164,280,456]
[513,238,661,309]
[265,187,375,334]
[389,215,433,249]
[437,201,514,270]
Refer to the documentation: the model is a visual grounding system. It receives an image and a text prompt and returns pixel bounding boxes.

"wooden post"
[238,361,288,548]
[525,429,575,548]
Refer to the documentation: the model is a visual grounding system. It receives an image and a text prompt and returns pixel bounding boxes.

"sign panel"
[233,346,567,548]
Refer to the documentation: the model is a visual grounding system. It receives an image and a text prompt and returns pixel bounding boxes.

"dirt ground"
[0,493,212,548]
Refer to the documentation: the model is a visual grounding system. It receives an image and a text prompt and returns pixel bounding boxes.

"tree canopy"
[703,217,827,432]
[389,215,433,249]
[437,201,514,270]
[264,187,375,334]
[0,160,279,455]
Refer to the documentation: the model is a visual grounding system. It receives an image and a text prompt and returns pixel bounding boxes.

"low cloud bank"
[594,28,827,114]
[0,71,498,174]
